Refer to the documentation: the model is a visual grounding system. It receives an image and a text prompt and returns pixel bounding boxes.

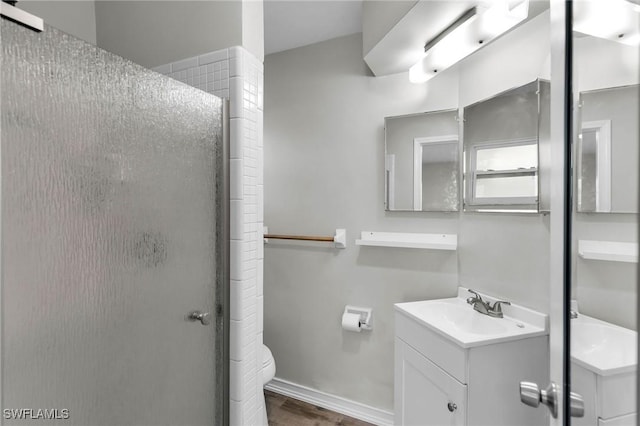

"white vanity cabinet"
[395,338,467,426]
[394,291,550,426]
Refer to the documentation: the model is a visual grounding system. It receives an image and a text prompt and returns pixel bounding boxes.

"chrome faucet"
[466,289,490,314]
[466,289,511,318]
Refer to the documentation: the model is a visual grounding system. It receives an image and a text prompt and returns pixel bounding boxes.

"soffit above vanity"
[363,0,550,77]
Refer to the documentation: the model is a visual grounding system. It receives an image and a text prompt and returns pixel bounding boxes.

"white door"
[1,14,225,426]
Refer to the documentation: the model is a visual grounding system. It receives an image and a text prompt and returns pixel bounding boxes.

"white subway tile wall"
[153,46,264,426]
[158,49,231,99]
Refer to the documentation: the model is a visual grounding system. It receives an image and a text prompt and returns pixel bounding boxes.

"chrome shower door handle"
[519,381,584,418]
[187,310,211,326]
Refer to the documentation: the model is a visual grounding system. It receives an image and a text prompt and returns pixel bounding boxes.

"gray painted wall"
[18,1,262,68]
[264,12,552,411]
[94,1,245,68]
[18,0,97,44]
[264,34,460,411]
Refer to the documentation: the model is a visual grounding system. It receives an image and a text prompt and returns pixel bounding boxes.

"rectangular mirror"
[384,109,459,212]
[577,84,639,213]
[463,79,549,212]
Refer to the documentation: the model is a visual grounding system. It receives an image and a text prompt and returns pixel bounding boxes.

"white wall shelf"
[578,240,638,263]
[355,232,457,250]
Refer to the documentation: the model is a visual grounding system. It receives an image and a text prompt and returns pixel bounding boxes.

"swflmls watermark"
[3,409,69,420]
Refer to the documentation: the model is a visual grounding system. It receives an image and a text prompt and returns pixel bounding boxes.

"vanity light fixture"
[409,0,530,84]
[573,0,640,46]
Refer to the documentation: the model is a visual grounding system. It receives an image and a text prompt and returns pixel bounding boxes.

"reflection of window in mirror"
[384,109,459,212]
[468,140,538,206]
[578,120,611,212]
[385,154,395,210]
[462,80,548,213]
[413,136,459,211]
[576,85,638,213]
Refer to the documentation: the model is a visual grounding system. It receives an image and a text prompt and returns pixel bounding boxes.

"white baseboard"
[265,377,394,426]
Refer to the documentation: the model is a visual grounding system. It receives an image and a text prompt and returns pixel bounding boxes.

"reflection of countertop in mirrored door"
[571,314,637,426]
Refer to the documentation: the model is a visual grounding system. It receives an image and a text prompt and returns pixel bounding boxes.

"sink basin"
[410,300,509,336]
[571,314,637,376]
[395,288,548,348]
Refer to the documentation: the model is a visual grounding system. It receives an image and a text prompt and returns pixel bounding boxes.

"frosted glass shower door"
[1,18,224,426]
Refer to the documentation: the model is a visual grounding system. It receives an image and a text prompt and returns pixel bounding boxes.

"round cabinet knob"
[447,402,457,412]
[187,310,211,326]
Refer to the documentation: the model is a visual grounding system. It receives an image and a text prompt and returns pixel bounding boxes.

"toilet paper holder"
[344,305,373,331]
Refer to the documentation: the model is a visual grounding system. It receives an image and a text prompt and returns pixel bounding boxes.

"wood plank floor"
[265,390,375,426]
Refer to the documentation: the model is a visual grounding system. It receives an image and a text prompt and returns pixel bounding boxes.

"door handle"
[519,381,584,418]
[520,382,558,418]
[187,310,211,326]
[569,391,585,418]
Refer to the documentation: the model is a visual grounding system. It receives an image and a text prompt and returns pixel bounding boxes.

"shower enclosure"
[1,12,228,426]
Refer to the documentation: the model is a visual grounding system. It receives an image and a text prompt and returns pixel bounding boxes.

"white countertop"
[395,288,548,349]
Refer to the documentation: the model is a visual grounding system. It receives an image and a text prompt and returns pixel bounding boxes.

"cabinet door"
[395,338,467,426]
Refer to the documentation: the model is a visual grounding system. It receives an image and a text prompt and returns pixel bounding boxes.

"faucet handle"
[466,289,482,305]
[491,300,511,313]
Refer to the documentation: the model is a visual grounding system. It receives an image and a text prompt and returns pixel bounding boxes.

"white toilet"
[261,344,276,424]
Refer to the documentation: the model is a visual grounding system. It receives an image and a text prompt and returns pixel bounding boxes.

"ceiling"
[364,0,551,76]
[264,0,363,55]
